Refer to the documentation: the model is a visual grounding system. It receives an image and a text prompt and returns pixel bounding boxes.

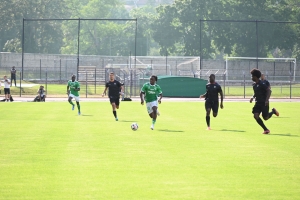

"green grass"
[0,102,300,199]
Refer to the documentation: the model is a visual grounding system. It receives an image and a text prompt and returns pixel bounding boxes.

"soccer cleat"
[150,124,154,130]
[115,118,118,121]
[72,105,75,110]
[262,130,270,134]
[78,112,81,115]
[272,108,279,116]
[207,127,211,130]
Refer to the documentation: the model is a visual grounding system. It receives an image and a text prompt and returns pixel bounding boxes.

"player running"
[102,72,124,121]
[250,73,271,103]
[67,75,81,115]
[200,74,224,130]
[140,75,162,130]
[250,69,279,134]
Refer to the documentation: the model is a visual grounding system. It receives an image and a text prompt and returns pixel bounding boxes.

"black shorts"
[109,96,120,106]
[4,88,10,94]
[252,102,269,118]
[205,100,219,113]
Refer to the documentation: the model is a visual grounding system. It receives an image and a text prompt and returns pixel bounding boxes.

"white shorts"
[146,101,158,114]
[69,93,80,102]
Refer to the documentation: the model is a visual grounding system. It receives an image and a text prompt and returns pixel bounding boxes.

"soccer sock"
[152,119,156,125]
[268,112,273,118]
[113,111,117,118]
[68,100,74,106]
[206,116,210,127]
[77,103,80,112]
[256,117,268,130]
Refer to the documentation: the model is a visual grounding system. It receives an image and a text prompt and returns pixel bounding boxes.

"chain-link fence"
[0,54,299,98]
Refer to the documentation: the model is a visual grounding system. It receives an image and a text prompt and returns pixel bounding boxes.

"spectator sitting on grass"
[34,85,46,102]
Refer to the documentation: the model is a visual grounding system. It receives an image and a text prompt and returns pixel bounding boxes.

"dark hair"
[109,72,114,75]
[209,74,215,78]
[151,75,158,82]
[250,68,261,78]
[71,74,76,78]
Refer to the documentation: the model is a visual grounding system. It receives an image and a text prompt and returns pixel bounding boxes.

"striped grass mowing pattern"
[0,102,299,199]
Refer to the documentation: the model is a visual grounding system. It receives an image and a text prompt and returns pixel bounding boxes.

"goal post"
[225,57,296,81]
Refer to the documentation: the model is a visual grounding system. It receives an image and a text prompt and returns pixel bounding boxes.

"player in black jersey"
[102,72,124,121]
[200,74,223,130]
[250,69,279,134]
[250,73,271,102]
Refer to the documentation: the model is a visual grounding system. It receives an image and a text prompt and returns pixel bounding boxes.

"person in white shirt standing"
[3,75,11,102]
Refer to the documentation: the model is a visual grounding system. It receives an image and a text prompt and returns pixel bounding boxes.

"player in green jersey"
[67,75,81,115]
[140,75,163,130]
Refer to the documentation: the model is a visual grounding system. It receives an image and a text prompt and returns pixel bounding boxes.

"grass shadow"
[270,133,299,137]
[80,114,93,116]
[120,120,139,122]
[158,129,184,133]
[220,129,246,133]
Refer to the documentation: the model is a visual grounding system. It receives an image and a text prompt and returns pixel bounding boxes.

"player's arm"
[157,85,163,104]
[67,83,70,95]
[158,93,163,104]
[120,85,124,95]
[200,91,207,98]
[265,87,272,106]
[102,87,108,97]
[6,79,10,84]
[140,91,145,105]
[219,89,224,109]
[118,82,124,95]
[250,94,256,103]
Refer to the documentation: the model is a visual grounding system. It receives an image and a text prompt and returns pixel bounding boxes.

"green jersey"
[141,82,162,103]
[68,80,80,96]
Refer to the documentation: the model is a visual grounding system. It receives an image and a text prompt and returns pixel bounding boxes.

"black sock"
[256,117,268,130]
[113,111,117,118]
[206,116,210,127]
[268,112,273,118]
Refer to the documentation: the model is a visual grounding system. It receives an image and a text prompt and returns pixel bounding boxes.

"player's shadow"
[158,129,184,133]
[220,129,246,133]
[80,114,93,116]
[269,133,299,137]
[120,120,139,122]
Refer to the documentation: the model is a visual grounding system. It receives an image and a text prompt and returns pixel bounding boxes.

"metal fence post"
[223,73,226,98]
[46,69,48,95]
[94,68,96,94]
[165,51,168,75]
[19,71,22,97]
[60,59,62,82]
[40,59,42,80]
[243,72,246,99]
[86,70,88,98]
[290,72,292,99]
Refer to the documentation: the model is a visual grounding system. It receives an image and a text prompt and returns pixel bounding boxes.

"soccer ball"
[131,123,138,131]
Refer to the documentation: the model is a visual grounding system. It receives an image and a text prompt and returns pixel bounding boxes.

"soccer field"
[0,101,299,199]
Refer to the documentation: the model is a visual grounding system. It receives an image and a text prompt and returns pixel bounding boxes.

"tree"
[0,0,71,53]
[61,0,134,56]
[151,0,300,59]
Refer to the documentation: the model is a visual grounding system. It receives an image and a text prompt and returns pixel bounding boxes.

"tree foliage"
[152,0,300,59]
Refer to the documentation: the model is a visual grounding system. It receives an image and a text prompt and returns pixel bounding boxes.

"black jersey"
[204,82,222,102]
[106,80,122,98]
[253,80,269,103]
[262,79,270,88]
[11,68,16,76]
